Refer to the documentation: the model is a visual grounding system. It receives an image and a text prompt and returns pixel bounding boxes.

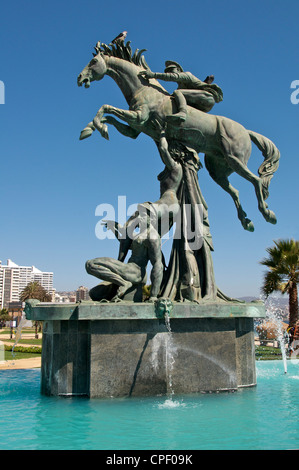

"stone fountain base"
[25,300,265,397]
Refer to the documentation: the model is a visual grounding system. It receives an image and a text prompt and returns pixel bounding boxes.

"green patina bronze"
[25,298,264,321]
[77,37,280,304]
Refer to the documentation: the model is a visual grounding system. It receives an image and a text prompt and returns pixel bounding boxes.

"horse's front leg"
[79,104,111,140]
[80,104,149,141]
[103,117,141,139]
[93,105,116,140]
[98,104,149,139]
[106,104,149,126]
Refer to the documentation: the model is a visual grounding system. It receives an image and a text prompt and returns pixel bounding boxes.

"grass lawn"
[3,338,42,346]
[0,327,39,336]
[255,345,285,360]
[4,350,41,360]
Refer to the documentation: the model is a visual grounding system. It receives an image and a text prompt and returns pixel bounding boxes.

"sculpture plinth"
[25,300,265,397]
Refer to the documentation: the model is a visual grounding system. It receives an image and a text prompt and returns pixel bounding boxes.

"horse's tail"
[248,130,280,200]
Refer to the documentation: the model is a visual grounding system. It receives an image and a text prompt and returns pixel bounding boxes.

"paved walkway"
[0,357,41,370]
[0,332,42,370]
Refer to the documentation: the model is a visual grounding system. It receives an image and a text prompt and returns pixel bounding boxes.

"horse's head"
[77,50,107,88]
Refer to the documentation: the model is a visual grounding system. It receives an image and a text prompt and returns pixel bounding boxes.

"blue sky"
[0,0,298,297]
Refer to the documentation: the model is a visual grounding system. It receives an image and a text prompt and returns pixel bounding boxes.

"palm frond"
[260,238,299,296]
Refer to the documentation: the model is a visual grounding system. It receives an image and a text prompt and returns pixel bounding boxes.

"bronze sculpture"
[78,37,280,303]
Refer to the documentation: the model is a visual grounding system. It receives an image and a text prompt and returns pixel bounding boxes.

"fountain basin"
[25,300,265,397]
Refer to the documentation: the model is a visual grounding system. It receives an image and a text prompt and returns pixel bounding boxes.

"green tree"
[260,239,299,327]
[0,308,10,326]
[20,281,52,303]
[20,282,52,338]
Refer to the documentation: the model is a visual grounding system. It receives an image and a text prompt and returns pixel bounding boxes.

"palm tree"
[20,282,52,338]
[20,281,52,303]
[260,239,299,328]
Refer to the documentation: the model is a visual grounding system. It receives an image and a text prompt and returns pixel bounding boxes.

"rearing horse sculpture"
[77,40,279,233]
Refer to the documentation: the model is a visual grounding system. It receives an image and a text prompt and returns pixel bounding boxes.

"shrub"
[4,344,42,354]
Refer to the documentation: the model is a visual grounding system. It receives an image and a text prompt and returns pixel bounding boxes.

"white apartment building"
[0,259,54,308]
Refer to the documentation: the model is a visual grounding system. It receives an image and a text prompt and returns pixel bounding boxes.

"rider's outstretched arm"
[140,70,181,83]
[152,72,181,82]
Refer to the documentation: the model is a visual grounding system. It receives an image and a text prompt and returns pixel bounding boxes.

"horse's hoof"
[94,117,109,140]
[100,124,109,140]
[79,127,93,140]
[245,219,254,232]
[267,210,277,224]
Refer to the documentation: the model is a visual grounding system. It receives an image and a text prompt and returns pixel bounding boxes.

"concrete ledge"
[25,300,265,321]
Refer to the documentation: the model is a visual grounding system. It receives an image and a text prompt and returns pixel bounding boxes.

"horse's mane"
[93,41,150,70]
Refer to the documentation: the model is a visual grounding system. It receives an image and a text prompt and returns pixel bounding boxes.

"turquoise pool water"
[0,360,298,450]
